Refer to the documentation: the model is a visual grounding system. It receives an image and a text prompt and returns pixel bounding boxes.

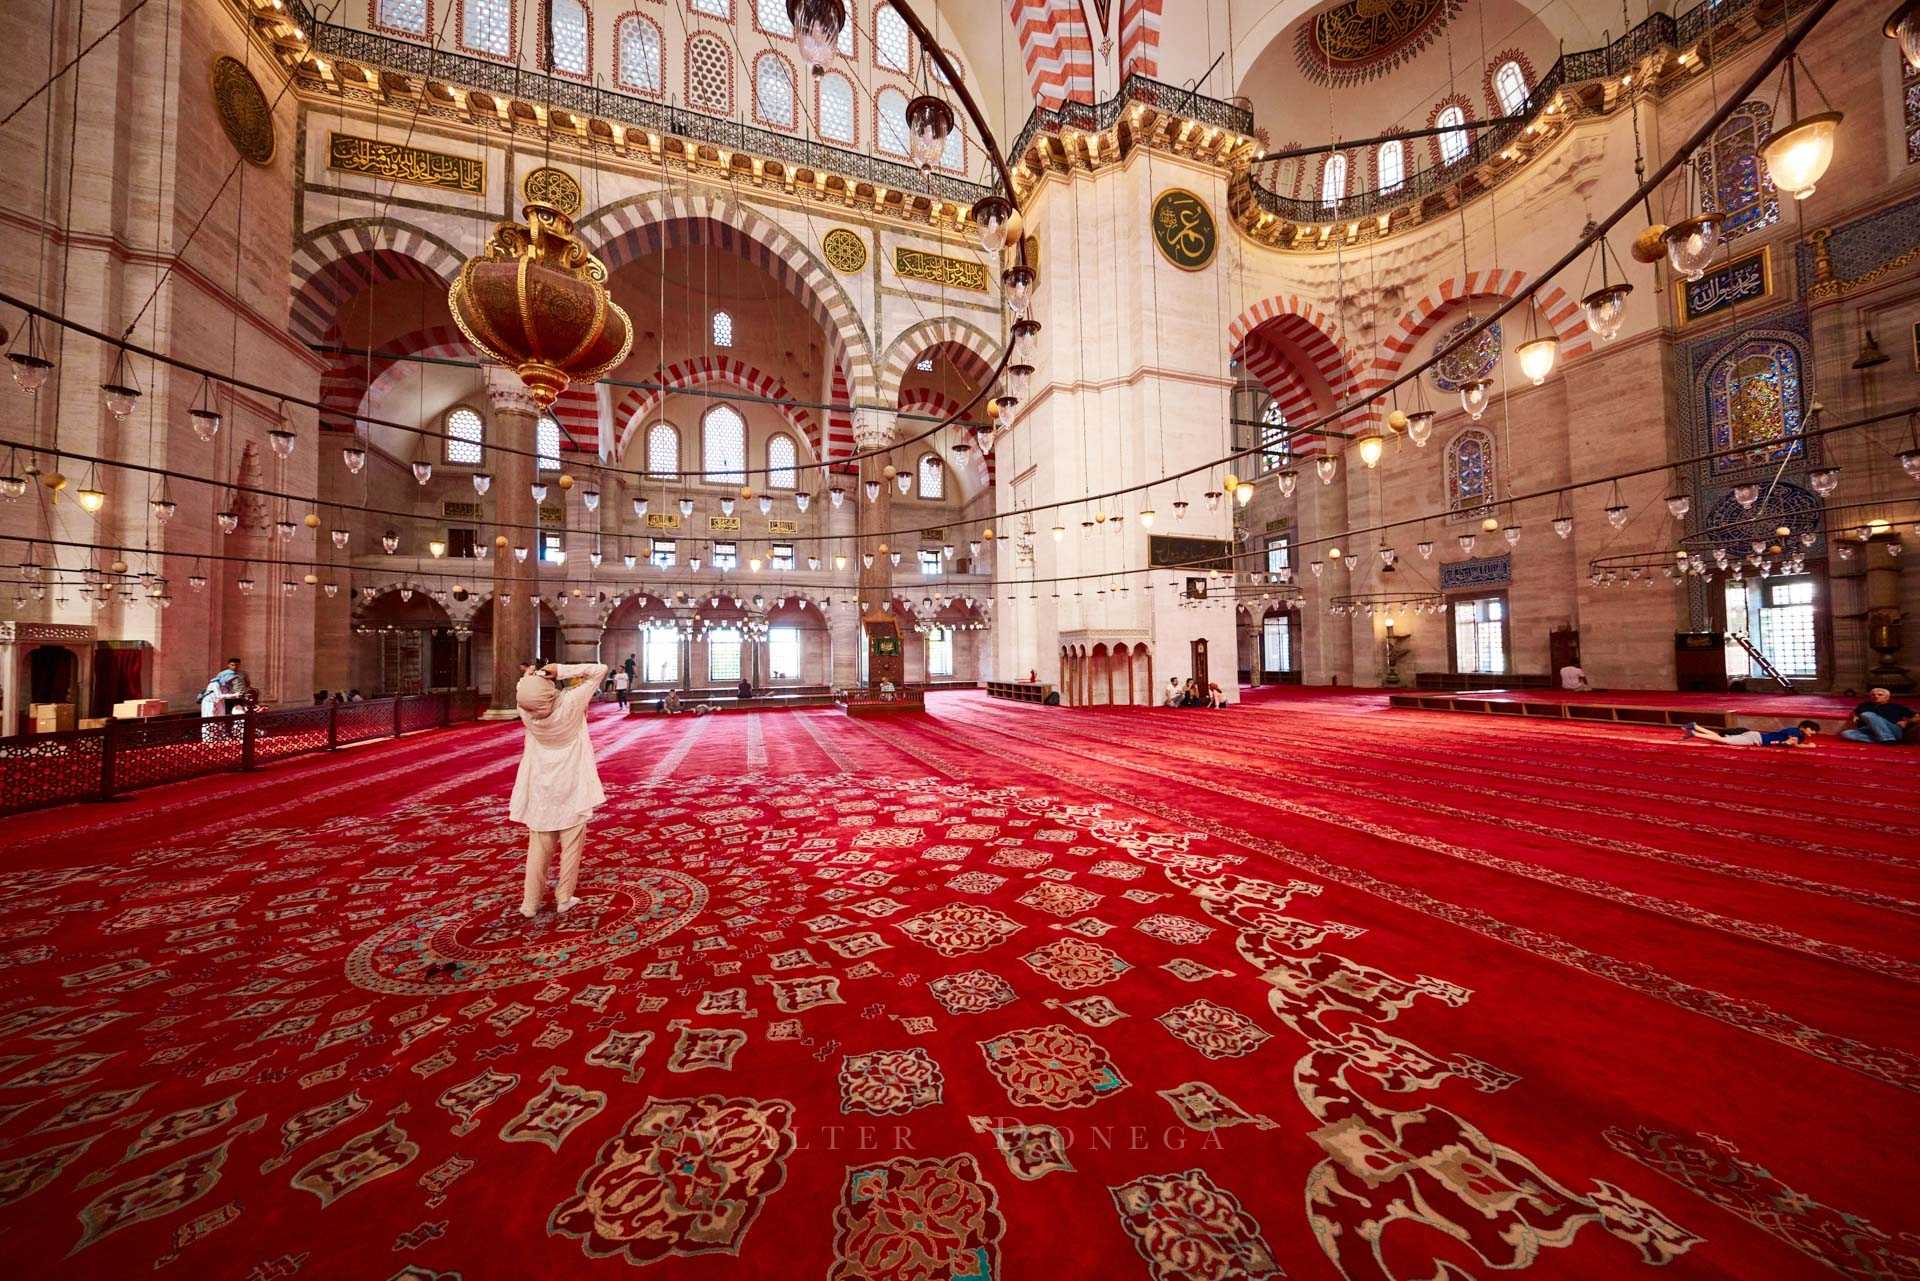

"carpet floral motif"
[837,1048,945,1116]
[978,1024,1128,1110]
[1110,1168,1283,1280]
[1156,999,1272,1060]
[897,902,1024,956]
[1022,937,1131,990]
[828,1153,1005,1281]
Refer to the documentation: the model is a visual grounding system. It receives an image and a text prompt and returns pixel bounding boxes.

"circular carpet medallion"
[345,868,708,995]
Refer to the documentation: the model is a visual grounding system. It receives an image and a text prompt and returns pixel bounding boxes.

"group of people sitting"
[312,689,367,705]
[1163,678,1227,709]
[1681,688,1915,749]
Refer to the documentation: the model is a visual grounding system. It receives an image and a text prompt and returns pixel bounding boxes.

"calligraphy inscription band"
[1676,246,1770,327]
[329,133,484,195]
[1151,189,1217,271]
[894,247,990,292]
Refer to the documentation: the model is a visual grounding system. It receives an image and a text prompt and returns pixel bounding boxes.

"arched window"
[874,3,910,71]
[1698,102,1779,240]
[755,0,792,36]
[646,423,679,478]
[689,0,730,16]
[444,406,483,464]
[767,434,798,489]
[817,72,856,143]
[875,87,911,157]
[1445,429,1495,515]
[712,311,734,348]
[1436,106,1469,165]
[938,118,965,171]
[687,33,733,114]
[1706,338,1804,473]
[616,15,663,94]
[754,53,796,127]
[536,414,562,473]
[1258,399,1289,471]
[374,0,427,38]
[1494,60,1529,115]
[1320,153,1347,207]
[548,0,588,77]
[838,1,856,55]
[917,453,945,499]
[702,405,747,483]
[1377,139,1404,194]
[461,0,511,58]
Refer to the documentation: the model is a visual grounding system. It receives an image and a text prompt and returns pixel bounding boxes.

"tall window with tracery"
[818,72,856,142]
[1377,139,1404,194]
[838,0,855,55]
[646,423,679,478]
[767,434,798,489]
[874,3,910,71]
[703,405,747,483]
[374,0,426,37]
[711,311,734,347]
[1906,56,1920,164]
[1698,102,1779,239]
[1494,60,1529,115]
[1445,428,1495,515]
[444,406,483,464]
[1320,153,1347,207]
[536,414,562,473]
[617,15,662,94]
[1258,399,1289,471]
[461,0,511,58]
[547,0,588,76]
[754,53,796,127]
[875,87,911,157]
[917,453,944,499]
[687,33,733,114]
[755,0,792,35]
[1706,338,1804,473]
[1436,106,1469,165]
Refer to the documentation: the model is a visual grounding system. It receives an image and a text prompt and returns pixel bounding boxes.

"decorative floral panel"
[1429,316,1500,392]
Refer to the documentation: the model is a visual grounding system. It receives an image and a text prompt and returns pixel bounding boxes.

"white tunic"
[508,663,608,831]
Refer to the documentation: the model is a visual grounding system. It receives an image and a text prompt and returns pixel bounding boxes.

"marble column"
[853,411,896,614]
[485,369,539,716]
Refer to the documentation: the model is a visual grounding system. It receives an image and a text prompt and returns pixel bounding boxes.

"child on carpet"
[1682,720,1820,748]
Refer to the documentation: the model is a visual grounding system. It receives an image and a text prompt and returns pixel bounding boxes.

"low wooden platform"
[985,680,1054,704]
[1388,687,1854,732]
[836,688,927,716]
[625,692,836,715]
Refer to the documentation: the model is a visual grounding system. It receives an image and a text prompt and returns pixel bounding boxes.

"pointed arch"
[897,387,992,493]
[289,219,466,345]
[611,355,820,460]
[318,324,474,432]
[1005,0,1094,110]
[878,315,1001,405]
[1364,269,1594,412]
[1225,295,1364,455]
[578,191,878,400]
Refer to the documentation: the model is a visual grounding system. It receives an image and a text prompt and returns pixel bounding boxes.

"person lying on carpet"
[510,659,608,920]
[1840,688,1916,744]
[1682,720,1820,748]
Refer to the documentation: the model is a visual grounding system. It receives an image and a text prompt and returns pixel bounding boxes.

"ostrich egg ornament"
[449,167,633,407]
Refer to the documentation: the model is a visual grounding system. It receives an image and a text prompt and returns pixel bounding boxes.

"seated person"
[1178,679,1203,708]
[736,678,753,701]
[1558,663,1593,692]
[1162,677,1183,707]
[314,690,330,705]
[879,678,897,701]
[661,689,683,715]
[1683,720,1819,748]
[1205,681,1226,708]
[1840,688,1916,744]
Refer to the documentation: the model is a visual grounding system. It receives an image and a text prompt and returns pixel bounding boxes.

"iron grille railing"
[1245,0,1763,224]
[292,0,994,205]
[1004,73,1257,169]
[0,691,483,818]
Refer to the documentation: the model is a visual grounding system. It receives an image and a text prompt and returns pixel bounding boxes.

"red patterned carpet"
[1,692,1915,1280]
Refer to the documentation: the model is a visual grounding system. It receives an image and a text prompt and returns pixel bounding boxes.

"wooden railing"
[0,690,482,818]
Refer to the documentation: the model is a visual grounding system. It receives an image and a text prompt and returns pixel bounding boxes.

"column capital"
[485,367,544,418]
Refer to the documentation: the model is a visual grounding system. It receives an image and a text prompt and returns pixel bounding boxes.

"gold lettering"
[328,133,484,194]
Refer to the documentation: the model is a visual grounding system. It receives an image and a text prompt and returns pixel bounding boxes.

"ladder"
[1727,631,1794,692]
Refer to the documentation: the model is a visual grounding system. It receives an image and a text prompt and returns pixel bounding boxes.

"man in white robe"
[509,661,608,918]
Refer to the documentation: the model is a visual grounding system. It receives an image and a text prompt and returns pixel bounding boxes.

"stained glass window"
[818,72,855,142]
[703,405,747,483]
[1698,102,1778,240]
[1706,339,1804,473]
[875,4,910,71]
[617,16,662,93]
[767,434,798,489]
[1377,139,1404,193]
[918,453,944,498]
[1907,56,1920,165]
[549,0,588,76]
[756,0,792,36]
[1495,61,1529,115]
[1320,153,1347,207]
[462,0,511,58]
[875,87,911,157]
[444,406,483,464]
[536,414,561,472]
[688,33,732,114]
[646,423,679,478]
[1429,316,1501,392]
[376,0,426,37]
[755,53,795,127]
[1259,399,1288,471]
[1445,429,1495,515]
[1436,106,1469,164]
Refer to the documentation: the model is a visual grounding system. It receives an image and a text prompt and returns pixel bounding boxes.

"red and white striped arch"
[1226,295,1364,458]
[1366,268,1595,402]
[1118,0,1164,77]
[611,355,820,461]
[289,221,465,347]
[897,388,993,491]
[318,325,474,433]
[1006,0,1094,109]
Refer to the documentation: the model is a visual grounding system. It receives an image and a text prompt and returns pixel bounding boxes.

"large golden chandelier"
[448,166,633,407]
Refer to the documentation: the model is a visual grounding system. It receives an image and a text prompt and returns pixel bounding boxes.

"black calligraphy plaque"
[1677,247,1770,326]
[1149,535,1234,572]
[1151,188,1217,271]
